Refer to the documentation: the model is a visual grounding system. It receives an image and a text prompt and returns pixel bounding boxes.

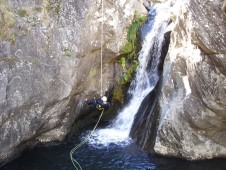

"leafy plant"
[119,11,147,84]
[113,12,147,103]
[119,57,126,71]
[121,11,147,58]
[120,60,139,85]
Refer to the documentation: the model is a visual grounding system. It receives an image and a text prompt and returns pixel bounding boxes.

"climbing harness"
[70,109,104,170]
[96,104,104,110]
[70,0,105,169]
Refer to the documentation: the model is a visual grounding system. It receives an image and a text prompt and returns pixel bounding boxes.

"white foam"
[86,128,132,147]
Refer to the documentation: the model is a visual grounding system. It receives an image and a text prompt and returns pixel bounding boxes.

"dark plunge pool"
[1,124,226,170]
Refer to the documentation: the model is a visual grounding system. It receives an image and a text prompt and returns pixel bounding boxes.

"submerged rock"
[154,0,226,160]
[0,0,146,165]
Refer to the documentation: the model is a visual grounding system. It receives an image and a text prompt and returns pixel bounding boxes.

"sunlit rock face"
[0,0,146,165]
[223,0,226,18]
[154,0,226,160]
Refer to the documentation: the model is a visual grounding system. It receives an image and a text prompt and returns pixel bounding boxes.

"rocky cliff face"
[154,0,226,160]
[130,0,226,161]
[0,0,146,165]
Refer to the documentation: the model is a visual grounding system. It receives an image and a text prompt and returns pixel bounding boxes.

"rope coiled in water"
[70,109,104,170]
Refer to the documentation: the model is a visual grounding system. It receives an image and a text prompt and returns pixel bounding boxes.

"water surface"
[1,124,226,170]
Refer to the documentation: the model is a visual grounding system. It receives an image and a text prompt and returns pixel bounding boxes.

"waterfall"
[86,3,172,147]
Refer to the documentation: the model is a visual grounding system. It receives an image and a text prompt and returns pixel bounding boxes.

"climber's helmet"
[102,96,107,102]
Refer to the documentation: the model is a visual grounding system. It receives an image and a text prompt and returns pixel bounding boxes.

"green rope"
[70,109,105,170]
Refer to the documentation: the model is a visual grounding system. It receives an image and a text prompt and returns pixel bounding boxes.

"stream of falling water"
[86,2,172,148]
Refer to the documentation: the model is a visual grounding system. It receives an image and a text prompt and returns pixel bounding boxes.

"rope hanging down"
[70,109,105,170]
[100,0,104,96]
[70,1,105,169]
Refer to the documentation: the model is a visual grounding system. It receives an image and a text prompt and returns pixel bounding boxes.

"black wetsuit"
[86,98,110,110]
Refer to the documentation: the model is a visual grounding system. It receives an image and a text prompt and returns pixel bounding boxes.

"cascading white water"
[86,3,172,147]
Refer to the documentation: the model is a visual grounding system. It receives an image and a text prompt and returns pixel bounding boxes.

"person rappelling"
[85,96,110,110]
[70,0,108,169]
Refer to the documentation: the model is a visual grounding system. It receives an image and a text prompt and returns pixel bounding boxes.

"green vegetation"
[32,60,39,64]
[0,57,18,63]
[17,6,43,18]
[0,1,16,42]
[18,9,27,17]
[34,7,42,13]
[0,1,43,41]
[63,49,72,57]
[113,84,125,103]
[47,0,61,15]
[120,12,147,57]
[151,0,161,4]
[119,57,126,70]
[120,60,139,85]
[113,12,147,103]
[119,12,147,85]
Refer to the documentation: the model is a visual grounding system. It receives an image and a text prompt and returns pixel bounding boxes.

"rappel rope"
[100,0,104,97]
[70,109,104,170]
[70,0,105,169]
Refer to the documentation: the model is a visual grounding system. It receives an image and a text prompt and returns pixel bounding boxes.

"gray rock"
[0,0,146,165]
[154,0,226,160]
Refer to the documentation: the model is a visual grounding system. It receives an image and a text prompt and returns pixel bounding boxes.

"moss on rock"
[0,1,16,42]
[112,12,147,103]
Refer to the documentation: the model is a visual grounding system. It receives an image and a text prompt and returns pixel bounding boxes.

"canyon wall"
[154,0,226,160]
[130,0,226,160]
[0,0,146,165]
